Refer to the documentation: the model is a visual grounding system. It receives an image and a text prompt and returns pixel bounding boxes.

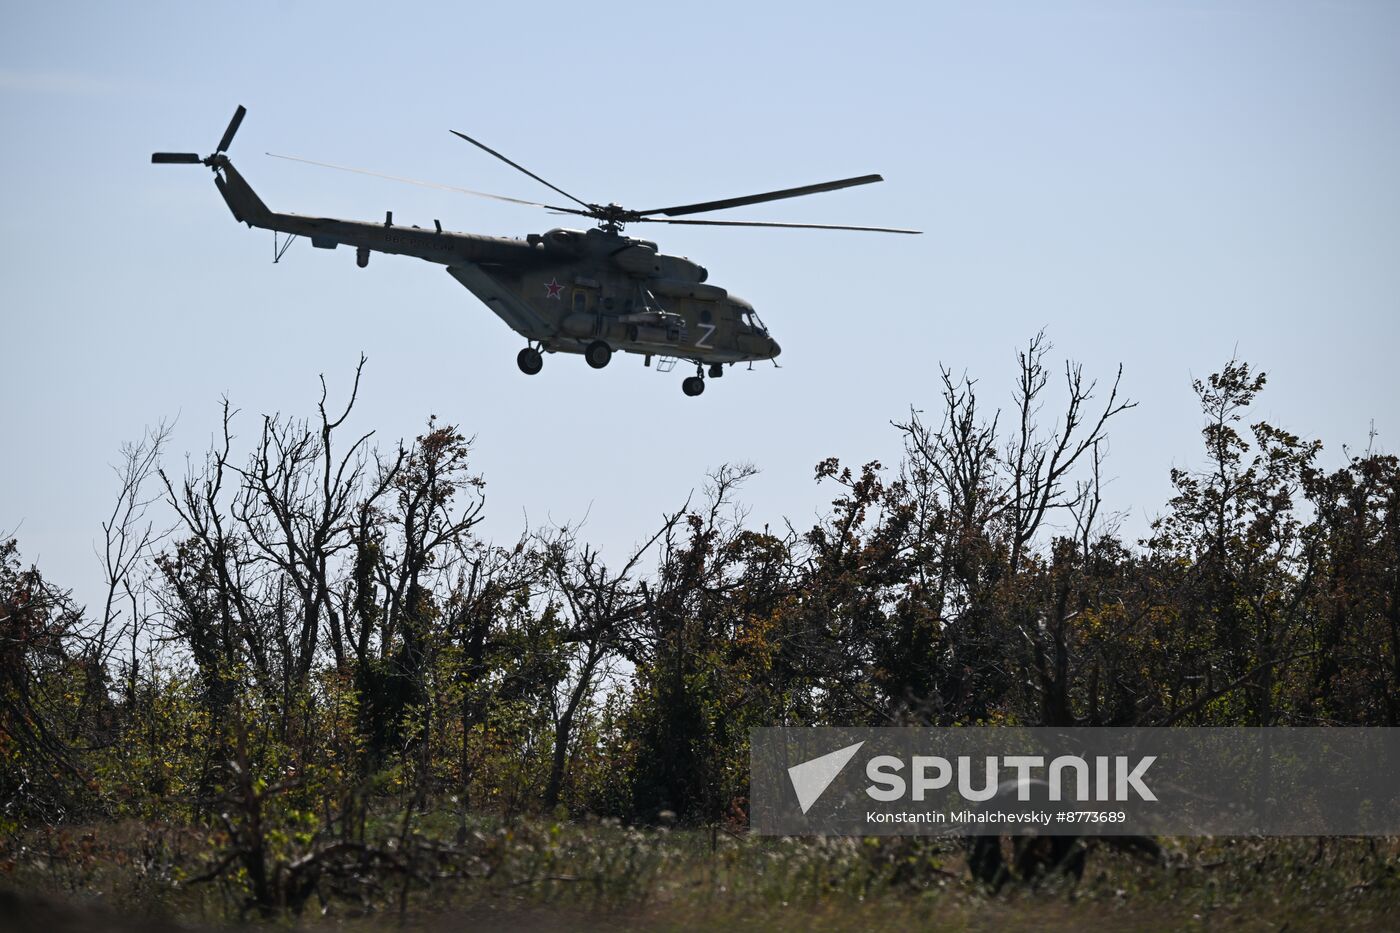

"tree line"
[2,337,1397,909]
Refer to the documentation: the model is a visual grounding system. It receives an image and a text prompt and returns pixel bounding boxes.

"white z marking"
[695,323,717,349]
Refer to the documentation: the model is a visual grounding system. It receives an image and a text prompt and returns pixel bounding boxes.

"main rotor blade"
[635,174,885,218]
[152,152,202,164]
[266,152,592,215]
[638,217,922,234]
[449,129,592,210]
[216,105,247,154]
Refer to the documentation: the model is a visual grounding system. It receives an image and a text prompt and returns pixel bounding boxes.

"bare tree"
[158,399,273,714]
[92,421,172,710]
[537,508,683,809]
[230,356,398,698]
[1003,332,1134,574]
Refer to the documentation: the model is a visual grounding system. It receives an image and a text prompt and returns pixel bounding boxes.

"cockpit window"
[742,310,767,334]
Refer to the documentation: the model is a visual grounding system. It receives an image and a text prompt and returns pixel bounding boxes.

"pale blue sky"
[2,1,1397,610]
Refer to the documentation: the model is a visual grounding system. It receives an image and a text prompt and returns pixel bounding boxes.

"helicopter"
[153,108,920,396]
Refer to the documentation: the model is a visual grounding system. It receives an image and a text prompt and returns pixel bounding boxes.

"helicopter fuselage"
[210,155,781,372]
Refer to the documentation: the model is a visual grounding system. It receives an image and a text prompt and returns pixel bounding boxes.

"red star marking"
[544,277,564,299]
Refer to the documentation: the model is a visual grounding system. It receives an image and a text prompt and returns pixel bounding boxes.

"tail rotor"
[151,105,246,166]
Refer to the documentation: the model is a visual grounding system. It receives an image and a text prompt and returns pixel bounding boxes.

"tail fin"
[211,156,272,227]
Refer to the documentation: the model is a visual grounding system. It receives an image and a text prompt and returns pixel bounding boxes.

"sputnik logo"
[788,741,864,814]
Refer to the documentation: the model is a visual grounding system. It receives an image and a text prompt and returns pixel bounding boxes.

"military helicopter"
[153,108,919,396]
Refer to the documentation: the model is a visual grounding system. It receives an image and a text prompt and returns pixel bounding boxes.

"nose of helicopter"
[768,337,782,358]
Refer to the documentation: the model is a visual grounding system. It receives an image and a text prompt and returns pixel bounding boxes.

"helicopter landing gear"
[584,340,612,369]
[707,363,724,379]
[517,346,543,375]
[683,363,706,396]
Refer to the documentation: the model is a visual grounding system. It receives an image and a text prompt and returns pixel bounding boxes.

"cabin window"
[572,289,588,313]
[700,308,713,324]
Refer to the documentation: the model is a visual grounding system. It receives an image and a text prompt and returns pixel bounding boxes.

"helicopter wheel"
[585,340,613,369]
[682,376,706,397]
[517,347,543,375]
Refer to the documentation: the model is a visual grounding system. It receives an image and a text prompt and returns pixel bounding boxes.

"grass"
[2,813,1398,931]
